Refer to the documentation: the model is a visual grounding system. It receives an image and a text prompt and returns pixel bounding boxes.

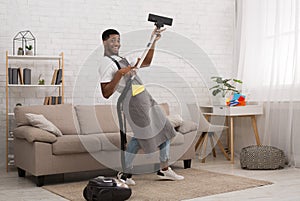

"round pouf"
[240,145,285,170]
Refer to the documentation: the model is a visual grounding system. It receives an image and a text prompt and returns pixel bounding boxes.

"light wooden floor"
[0,156,300,201]
[188,156,300,201]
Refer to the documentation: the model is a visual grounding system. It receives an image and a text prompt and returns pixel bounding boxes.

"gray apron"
[112,56,176,153]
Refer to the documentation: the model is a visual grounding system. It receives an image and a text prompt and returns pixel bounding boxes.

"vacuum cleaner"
[117,13,173,174]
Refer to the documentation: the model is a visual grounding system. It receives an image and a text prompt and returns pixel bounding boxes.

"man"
[99,28,184,186]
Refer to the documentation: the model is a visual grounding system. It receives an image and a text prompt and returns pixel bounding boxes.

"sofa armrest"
[14,126,57,143]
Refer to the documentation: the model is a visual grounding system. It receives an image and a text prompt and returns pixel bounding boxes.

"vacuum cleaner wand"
[132,13,173,79]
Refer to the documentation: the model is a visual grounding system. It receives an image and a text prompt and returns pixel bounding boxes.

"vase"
[17,49,24,55]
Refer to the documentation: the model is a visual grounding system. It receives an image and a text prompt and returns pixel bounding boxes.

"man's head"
[102,29,120,56]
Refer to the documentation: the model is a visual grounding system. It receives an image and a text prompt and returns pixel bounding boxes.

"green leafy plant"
[210,76,243,97]
[38,79,45,85]
[26,45,33,50]
[38,74,45,85]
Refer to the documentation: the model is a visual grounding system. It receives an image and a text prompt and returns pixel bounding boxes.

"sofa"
[13,103,197,186]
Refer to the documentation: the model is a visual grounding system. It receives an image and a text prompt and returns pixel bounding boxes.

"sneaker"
[157,167,184,181]
[117,172,136,186]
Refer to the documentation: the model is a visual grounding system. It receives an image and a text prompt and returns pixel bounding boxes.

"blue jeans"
[124,137,170,172]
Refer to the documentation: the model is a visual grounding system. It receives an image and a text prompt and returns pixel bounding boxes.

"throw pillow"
[25,113,63,136]
[177,120,198,134]
[167,114,184,128]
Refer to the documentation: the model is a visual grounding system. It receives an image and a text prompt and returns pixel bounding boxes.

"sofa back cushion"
[75,105,120,134]
[14,104,80,135]
[75,103,170,135]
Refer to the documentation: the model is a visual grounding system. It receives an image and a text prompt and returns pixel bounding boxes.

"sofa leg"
[17,168,26,177]
[183,159,192,169]
[36,176,45,187]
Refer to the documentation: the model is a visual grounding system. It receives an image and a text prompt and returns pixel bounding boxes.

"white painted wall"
[0,0,235,170]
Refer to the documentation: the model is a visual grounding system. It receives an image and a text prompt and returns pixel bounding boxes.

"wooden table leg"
[195,133,205,151]
[212,133,230,160]
[209,134,216,157]
[201,134,209,163]
[251,116,261,145]
[230,117,234,163]
[226,116,230,151]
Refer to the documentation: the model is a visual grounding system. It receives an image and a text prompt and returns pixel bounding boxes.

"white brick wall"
[0,0,235,170]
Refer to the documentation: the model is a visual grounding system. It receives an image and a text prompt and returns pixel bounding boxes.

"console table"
[203,104,263,163]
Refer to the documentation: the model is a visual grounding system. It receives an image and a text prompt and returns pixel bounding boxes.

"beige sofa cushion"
[52,135,101,155]
[75,105,121,134]
[97,131,184,151]
[13,126,57,143]
[97,132,123,151]
[75,105,102,134]
[14,104,80,135]
[75,103,170,135]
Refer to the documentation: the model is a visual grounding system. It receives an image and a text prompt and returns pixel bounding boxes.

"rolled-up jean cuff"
[160,160,169,169]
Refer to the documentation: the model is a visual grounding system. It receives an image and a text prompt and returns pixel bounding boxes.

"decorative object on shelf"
[17,47,24,55]
[38,74,45,85]
[25,45,33,55]
[13,30,36,55]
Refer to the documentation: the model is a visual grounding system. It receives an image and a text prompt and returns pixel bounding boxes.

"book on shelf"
[51,68,62,85]
[43,96,50,105]
[51,69,58,85]
[53,96,62,104]
[17,67,24,84]
[55,69,62,85]
[56,96,62,104]
[50,96,56,105]
[8,67,31,85]
[23,68,31,84]
[12,68,18,84]
[8,68,12,84]
[43,96,62,105]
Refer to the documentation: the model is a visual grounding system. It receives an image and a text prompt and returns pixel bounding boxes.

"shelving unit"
[5,51,64,171]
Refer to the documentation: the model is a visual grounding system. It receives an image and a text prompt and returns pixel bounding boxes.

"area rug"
[42,168,272,201]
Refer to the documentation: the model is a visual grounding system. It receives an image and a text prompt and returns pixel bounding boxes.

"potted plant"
[38,74,45,85]
[17,47,24,55]
[25,45,33,55]
[210,76,243,98]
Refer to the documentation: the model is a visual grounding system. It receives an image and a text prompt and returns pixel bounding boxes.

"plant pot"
[26,50,33,55]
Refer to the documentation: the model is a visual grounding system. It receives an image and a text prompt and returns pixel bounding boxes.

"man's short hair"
[102,29,119,41]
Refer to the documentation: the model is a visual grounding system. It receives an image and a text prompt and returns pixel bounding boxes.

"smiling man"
[98,28,184,186]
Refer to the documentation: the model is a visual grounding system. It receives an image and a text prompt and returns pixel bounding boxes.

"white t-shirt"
[98,55,137,93]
